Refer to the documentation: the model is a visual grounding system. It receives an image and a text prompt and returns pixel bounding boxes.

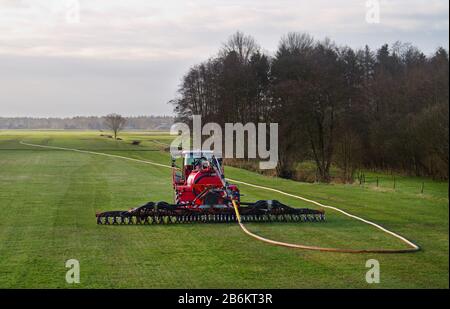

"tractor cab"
[173,150,223,184]
[171,150,233,206]
[183,150,222,176]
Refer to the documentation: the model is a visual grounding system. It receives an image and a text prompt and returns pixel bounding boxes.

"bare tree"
[104,114,126,139]
[221,31,259,63]
[276,32,314,56]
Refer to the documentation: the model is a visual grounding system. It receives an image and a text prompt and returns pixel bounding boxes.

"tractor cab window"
[184,156,195,166]
[183,152,222,170]
[184,153,210,165]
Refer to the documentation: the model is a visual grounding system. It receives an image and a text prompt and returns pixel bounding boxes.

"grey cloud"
[0,55,189,116]
[0,0,448,117]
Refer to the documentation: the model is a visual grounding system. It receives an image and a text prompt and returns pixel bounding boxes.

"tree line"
[171,31,449,181]
[0,116,173,131]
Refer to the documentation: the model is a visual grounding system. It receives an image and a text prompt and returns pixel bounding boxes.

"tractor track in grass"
[20,140,420,254]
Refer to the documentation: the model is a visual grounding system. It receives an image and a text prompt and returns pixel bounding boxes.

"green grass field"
[0,130,448,288]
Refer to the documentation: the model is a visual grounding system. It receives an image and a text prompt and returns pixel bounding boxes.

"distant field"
[0,130,448,288]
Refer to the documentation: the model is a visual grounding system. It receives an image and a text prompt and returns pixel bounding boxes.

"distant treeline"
[171,32,449,181]
[0,116,174,131]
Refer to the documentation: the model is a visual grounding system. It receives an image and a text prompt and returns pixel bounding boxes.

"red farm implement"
[96,150,325,225]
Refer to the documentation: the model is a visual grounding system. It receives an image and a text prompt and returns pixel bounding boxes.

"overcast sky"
[0,0,448,117]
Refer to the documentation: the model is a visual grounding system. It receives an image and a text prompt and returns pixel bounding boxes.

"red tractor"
[96,150,324,224]
[172,150,240,208]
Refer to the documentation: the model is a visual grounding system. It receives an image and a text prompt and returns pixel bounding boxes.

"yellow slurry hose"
[230,198,419,253]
